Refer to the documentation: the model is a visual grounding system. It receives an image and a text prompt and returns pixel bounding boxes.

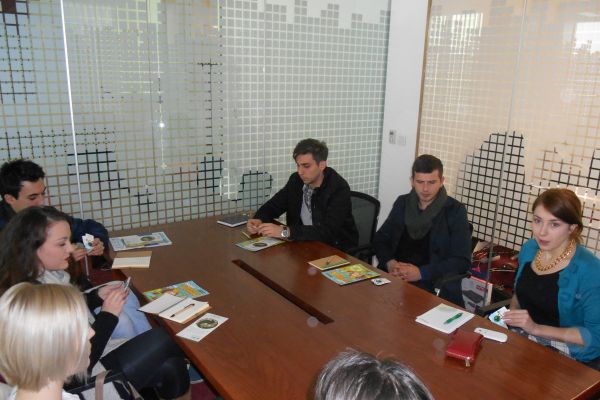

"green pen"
[443,312,463,325]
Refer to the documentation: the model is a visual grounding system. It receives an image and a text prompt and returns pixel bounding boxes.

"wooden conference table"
[114,217,600,400]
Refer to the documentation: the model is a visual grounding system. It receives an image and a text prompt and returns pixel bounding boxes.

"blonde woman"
[0,206,190,398]
[0,283,93,399]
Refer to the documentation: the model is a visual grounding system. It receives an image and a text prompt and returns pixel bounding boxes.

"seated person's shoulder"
[574,246,600,275]
[325,167,349,186]
[445,196,468,215]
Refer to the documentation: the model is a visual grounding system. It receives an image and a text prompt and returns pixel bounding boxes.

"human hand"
[257,223,284,238]
[246,219,262,234]
[396,262,421,282]
[387,260,403,277]
[101,287,127,317]
[502,309,538,334]
[71,246,87,262]
[88,238,105,256]
[98,283,123,300]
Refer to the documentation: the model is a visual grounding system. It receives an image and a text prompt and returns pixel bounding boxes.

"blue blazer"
[516,239,600,362]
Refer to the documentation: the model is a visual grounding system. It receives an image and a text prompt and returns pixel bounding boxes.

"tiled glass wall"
[419,0,600,254]
[0,0,389,231]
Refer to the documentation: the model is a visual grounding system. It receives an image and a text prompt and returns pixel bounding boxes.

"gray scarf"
[404,186,447,240]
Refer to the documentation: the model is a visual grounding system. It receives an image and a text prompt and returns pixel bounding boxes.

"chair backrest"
[350,191,380,248]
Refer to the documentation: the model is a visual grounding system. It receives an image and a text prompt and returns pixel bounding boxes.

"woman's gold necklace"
[535,240,576,272]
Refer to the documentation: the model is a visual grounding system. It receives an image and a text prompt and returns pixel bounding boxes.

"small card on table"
[177,313,228,342]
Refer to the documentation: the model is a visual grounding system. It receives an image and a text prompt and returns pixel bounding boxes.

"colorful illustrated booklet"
[236,236,284,252]
[143,280,209,302]
[322,264,380,285]
[110,231,172,251]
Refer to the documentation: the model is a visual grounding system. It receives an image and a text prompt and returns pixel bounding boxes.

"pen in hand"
[170,303,195,318]
[443,312,463,325]
[241,231,251,239]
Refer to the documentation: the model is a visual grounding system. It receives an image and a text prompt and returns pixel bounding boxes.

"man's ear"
[3,193,16,206]
[318,160,327,172]
[440,176,445,185]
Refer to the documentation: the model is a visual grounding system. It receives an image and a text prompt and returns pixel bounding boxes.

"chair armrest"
[434,272,471,291]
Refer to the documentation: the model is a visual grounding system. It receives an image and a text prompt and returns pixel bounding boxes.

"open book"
[139,293,211,324]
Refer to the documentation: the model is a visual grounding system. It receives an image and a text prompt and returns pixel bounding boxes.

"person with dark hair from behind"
[0,158,151,340]
[314,351,434,400]
[373,155,471,305]
[246,138,358,252]
[503,188,600,365]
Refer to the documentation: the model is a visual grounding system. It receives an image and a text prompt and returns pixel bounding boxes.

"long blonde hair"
[0,283,90,390]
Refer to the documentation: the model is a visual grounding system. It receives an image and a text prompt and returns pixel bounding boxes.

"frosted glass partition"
[419,0,600,255]
[0,0,389,231]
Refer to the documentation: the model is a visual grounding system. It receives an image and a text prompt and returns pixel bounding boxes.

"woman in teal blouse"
[504,188,600,363]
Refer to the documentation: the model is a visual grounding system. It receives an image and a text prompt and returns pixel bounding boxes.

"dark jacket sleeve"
[70,216,109,247]
[419,201,471,283]
[253,178,292,222]
[289,179,353,245]
[373,196,405,271]
[84,288,104,310]
[89,311,118,371]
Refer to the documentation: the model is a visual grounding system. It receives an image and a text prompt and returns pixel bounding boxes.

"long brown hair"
[0,206,77,296]
[532,188,583,242]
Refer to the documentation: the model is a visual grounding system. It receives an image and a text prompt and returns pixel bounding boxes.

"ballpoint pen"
[170,303,195,318]
[241,231,251,239]
[443,312,463,324]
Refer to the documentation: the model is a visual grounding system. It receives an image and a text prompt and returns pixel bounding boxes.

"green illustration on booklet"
[236,236,284,252]
[322,264,380,285]
[143,280,209,301]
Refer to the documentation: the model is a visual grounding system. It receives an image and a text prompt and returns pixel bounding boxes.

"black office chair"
[346,191,380,263]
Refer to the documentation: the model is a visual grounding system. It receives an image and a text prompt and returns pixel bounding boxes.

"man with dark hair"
[373,154,471,304]
[0,159,107,261]
[246,138,358,251]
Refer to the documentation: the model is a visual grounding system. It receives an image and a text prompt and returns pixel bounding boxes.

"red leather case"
[445,329,483,367]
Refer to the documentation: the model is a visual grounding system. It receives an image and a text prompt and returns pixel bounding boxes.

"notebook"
[217,214,250,227]
[415,303,474,334]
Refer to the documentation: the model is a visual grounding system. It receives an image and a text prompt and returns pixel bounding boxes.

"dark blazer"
[373,193,471,303]
[254,167,358,252]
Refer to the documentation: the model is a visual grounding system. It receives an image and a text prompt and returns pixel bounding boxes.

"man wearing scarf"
[373,155,471,305]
